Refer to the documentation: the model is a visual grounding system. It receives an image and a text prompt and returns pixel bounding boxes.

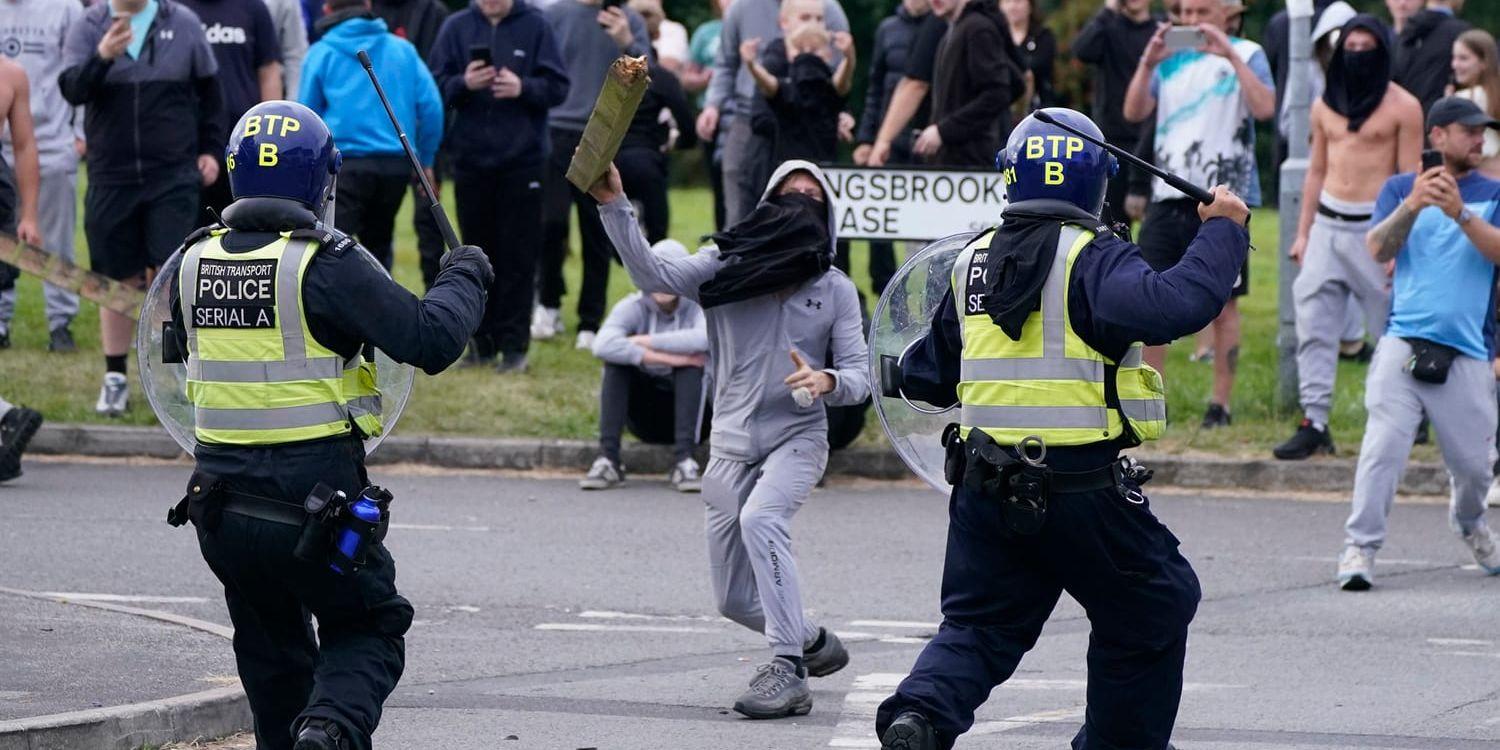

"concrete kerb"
[26,423,1452,496]
[0,587,249,750]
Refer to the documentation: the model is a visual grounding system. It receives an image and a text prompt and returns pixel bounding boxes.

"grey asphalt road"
[1,458,1498,749]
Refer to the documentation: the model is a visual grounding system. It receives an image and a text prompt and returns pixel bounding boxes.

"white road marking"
[848,619,941,630]
[577,609,721,622]
[389,523,491,532]
[969,706,1086,736]
[828,673,906,748]
[1428,638,1493,647]
[40,592,209,604]
[1436,650,1500,659]
[534,623,724,634]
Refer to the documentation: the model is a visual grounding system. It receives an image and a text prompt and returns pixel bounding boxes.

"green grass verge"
[0,183,1430,461]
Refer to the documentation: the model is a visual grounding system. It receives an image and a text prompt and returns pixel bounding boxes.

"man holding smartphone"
[1339,96,1500,590]
[429,0,569,372]
[1122,0,1274,430]
[1275,16,1423,462]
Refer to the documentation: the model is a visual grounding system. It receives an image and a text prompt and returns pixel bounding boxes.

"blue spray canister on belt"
[330,486,392,574]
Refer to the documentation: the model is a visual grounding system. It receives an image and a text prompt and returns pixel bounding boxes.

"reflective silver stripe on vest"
[187,357,347,383]
[348,395,382,417]
[960,404,1109,429]
[277,240,314,361]
[1119,345,1143,369]
[180,240,209,359]
[195,401,349,431]
[961,357,1104,382]
[1121,398,1166,424]
[1042,225,1085,358]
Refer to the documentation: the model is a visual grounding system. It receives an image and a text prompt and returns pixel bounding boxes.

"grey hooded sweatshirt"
[598,160,871,463]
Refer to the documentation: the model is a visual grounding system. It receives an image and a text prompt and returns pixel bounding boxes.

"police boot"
[881,711,937,750]
[293,718,350,750]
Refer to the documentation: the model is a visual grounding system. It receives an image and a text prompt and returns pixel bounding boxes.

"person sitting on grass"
[581,240,709,493]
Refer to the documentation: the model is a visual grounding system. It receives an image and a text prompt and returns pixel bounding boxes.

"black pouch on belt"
[1003,463,1050,536]
[167,471,226,532]
[1402,337,1459,384]
[293,483,345,563]
[941,423,966,485]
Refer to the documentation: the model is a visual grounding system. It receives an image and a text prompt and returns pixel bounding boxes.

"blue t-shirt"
[1374,171,1500,360]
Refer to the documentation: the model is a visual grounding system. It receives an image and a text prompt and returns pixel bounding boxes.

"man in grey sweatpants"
[1338,96,1500,590]
[591,159,869,719]
[0,0,84,352]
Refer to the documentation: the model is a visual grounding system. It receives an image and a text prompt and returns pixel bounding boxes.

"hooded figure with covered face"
[591,158,870,719]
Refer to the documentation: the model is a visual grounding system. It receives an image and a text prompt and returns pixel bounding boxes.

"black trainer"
[1273,419,1335,460]
[293,719,348,750]
[1201,403,1232,429]
[881,711,937,750]
[48,326,76,353]
[0,329,9,349]
[0,407,43,482]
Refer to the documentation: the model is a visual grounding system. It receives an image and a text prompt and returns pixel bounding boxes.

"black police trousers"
[193,438,413,750]
[875,478,1200,750]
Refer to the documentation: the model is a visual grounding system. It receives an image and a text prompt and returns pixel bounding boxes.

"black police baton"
[357,49,460,251]
[1031,109,1216,206]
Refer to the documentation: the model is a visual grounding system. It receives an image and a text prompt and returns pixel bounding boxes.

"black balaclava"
[1323,14,1393,132]
[698,188,831,309]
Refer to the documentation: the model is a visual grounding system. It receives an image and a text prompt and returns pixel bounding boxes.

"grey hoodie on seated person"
[598,160,871,463]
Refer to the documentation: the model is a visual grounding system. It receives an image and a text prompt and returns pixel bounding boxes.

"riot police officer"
[873,108,1250,750]
[162,101,493,750]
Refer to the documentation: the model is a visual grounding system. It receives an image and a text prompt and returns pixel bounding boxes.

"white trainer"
[1337,545,1375,591]
[575,330,596,350]
[1460,524,1500,575]
[531,306,561,340]
[95,372,129,417]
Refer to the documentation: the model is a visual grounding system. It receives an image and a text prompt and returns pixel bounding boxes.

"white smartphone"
[1163,26,1206,54]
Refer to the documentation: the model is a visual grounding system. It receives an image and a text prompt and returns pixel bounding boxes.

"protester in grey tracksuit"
[596,159,869,714]
[702,0,849,225]
[0,0,84,348]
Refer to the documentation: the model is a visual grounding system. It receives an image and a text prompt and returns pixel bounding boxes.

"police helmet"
[995,108,1118,216]
[226,101,341,211]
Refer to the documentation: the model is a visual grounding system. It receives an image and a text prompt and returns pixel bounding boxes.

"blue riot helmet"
[225,101,341,213]
[995,108,1118,216]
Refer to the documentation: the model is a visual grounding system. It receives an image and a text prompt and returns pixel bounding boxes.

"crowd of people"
[0,0,1495,510]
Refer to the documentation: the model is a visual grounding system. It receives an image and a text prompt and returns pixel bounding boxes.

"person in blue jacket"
[874,109,1250,750]
[299,0,444,270]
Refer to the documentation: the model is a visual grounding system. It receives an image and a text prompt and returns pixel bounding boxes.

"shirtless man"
[1275,14,1423,460]
[0,56,47,324]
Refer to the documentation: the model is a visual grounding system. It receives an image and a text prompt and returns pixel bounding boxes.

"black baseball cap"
[1427,96,1500,130]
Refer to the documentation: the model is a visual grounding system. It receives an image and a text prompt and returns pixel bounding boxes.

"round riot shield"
[868,231,980,495]
[137,247,415,456]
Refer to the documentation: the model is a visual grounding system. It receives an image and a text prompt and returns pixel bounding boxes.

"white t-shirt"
[655,19,690,65]
[1456,87,1500,159]
[1150,38,1274,205]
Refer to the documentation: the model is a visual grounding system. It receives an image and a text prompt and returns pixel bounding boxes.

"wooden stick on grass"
[567,55,651,193]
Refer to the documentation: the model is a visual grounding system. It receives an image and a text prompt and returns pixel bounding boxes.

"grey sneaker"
[881,711,936,750]
[1337,545,1375,590]
[1460,524,1500,575]
[579,456,624,490]
[496,352,528,374]
[669,457,702,493]
[803,627,849,677]
[95,372,129,417]
[732,657,811,719]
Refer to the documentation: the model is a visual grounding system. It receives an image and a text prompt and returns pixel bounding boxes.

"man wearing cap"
[1274,15,1423,461]
[1338,95,1500,590]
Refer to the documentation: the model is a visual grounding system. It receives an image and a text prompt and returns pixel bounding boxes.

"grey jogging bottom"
[1344,336,1497,550]
[704,431,826,657]
[0,171,79,333]
[1294,194,1388,425]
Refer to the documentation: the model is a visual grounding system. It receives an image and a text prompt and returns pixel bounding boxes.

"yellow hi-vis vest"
[179,230,384,446]
[952,224,1166,447]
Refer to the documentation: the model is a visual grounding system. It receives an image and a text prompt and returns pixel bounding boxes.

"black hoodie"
[372,0,450,59]
[929,0,1023,167]
[1324,14,1394,133]
[1393,8,1470,115]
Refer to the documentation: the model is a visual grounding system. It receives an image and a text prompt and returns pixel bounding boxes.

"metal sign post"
[1277,0,1315,413]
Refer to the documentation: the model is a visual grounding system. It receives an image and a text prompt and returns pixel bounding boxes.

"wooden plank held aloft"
[566,55,650,193]
[0,233,146,319]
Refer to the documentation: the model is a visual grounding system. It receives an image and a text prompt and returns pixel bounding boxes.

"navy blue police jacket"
[901,213,1250,470]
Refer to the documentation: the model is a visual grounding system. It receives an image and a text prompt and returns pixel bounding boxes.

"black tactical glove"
[441,245,495,290]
